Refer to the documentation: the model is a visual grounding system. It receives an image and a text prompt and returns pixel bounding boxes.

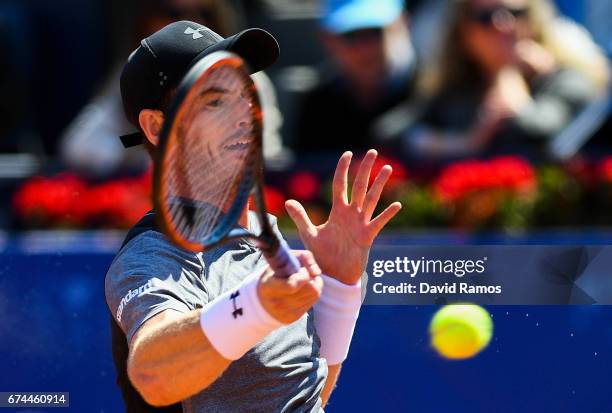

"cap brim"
[202,28,280,73]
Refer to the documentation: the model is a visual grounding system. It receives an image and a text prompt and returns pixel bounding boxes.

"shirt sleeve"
[105,231,207,344]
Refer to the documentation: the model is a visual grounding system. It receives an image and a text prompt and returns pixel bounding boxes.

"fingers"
[285,200,316,238]
[259,267,323,324]
[332,151,352,206]
[265,251,322,292]
[309,274,324,293]
[351,149,377,208]
[288,275,323,306]
[287,268,318,291]
[286,272,323,311]
[280,255,323,298]
[293,250,321,278]
[282,276,323,320]
[264,267,313,294]
[368,202,402,237]
[363,164,392,220]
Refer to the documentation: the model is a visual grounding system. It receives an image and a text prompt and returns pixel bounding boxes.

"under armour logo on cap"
[184,27,205,39]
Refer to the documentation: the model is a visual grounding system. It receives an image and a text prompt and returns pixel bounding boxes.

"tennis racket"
[153,51,300,277]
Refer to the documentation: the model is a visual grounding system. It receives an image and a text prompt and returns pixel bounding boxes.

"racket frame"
[153,51,281,257]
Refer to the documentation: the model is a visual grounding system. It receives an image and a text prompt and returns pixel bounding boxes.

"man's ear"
[138,109,164,147]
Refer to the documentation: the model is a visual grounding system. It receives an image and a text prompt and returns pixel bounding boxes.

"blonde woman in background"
[401,0,609,161]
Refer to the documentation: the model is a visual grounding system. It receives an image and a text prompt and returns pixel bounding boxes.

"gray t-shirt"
[105,212,327,412]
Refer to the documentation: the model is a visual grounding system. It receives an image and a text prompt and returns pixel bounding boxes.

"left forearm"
[321,363,342,407]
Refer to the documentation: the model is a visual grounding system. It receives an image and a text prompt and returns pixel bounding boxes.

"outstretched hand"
[285,150,402,285]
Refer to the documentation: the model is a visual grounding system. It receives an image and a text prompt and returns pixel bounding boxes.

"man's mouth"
[223,137,253,151]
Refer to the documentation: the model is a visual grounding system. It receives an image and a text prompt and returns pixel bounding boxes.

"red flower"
[488,156,536,192]
[137,166,153,197]
[262,186,286,217]
[82,172,152,228]
[434,156,536,202]
[287,171,321,202]
[13,170,153,229]
[598,156,612,183]
[13,173,88,226]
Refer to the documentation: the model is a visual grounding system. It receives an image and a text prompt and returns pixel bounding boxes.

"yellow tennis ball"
[429,304,493,360]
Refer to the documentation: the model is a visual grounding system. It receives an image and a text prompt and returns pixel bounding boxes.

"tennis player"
[105,20,401,413]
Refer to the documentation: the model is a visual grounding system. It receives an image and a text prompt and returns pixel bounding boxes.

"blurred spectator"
[60,0,285,177]
[0,3,37,154]
[293,0,416,157]
[396,0,609,162]
[408,0,447,69]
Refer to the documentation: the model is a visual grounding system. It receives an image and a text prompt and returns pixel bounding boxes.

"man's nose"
[236,118,249,130]
[235,96,253,129]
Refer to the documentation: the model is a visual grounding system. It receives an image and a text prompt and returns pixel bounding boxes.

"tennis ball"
[429,304,493,360]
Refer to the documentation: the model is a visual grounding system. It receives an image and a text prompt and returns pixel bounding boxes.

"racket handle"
[265,239,301,278]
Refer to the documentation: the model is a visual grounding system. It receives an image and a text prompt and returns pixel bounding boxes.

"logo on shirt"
[230,290,243,318]
[116,279,154,323]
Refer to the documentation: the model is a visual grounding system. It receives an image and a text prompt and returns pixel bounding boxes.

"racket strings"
[162,64,259,245]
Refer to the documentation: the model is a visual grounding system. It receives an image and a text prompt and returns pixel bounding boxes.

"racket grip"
[265,239,301,278]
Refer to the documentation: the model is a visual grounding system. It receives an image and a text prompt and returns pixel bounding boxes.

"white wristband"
[314,274,362,365]
[200,269,283,360]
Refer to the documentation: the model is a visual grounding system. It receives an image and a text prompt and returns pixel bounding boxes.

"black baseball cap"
[119,20,280,148]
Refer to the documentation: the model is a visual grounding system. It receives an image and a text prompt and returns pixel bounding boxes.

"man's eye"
[206,98,223,108]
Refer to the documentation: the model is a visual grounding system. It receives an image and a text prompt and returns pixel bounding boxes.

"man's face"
[176,66,256,210]
[181,67,255,169]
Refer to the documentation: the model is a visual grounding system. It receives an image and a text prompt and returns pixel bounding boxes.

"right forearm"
[127,258,322,406]
[128,309,230,406]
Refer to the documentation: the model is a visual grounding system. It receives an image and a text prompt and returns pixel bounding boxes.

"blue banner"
[365,245,612,305]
